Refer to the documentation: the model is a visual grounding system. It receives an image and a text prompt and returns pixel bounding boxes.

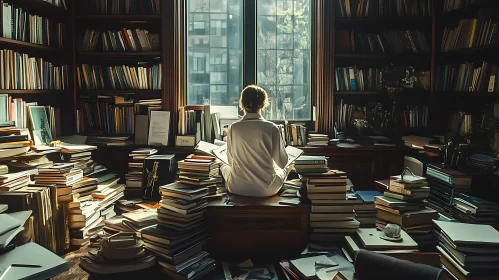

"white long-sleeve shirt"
[222,113,289,197]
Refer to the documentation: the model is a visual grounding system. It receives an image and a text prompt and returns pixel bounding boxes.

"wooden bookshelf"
[76,52,162,58]
[336,16,431,26]
[334,91,382,96]
[0,37,69,57]
[335,53,430,60]
[75,15,161,22]
[442,0,494,17]
[440,44,499,57]
[0,89,71,94]
[6,0,68,18]
[77,89,162,95]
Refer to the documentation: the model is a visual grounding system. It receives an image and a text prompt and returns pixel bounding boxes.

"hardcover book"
[141,155,177,199]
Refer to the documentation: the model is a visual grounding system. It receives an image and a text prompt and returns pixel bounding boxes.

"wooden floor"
[53,247,90,280]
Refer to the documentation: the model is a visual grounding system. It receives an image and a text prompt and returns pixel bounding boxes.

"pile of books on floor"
[177,154,221,199]
[125,148,158,197]
[59,144,97,163]
[122,208,157,233]
[354,191,382,227]
[435,221,499,280]
[34,163,84,203]
[306,133,329,146]
[344,227,420,263]
[375,174,439,250]
[296,156,360,247]
[451,193,499,227]
[141,181,215,279]
[426,164,472,217]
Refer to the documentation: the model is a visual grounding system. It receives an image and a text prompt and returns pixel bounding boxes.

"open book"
[206,141,303,167]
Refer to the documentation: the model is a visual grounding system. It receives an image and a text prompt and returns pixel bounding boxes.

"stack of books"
[91,178,125,210]
[426,164,472,217]
[354,191,382,227]
[451,193,499,227]
[376,174,439,250]
[177,154,221,193]
[0,171,30,192]
[34,163,84,201]
[59,144,97,163]
[141,182,214,278]
[125,148,157,197]
[68,200,105,248]
[294,155,329,175]
[122,208,157,233]
[435,221,499,280]
[297,159,359,246]
[306,134,329,146]
[344,227,419,262]
[76,0,161,15]
[86,136,133,147]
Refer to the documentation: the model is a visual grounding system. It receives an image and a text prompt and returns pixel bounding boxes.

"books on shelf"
[336,0,431,17]
[125,148,157,197]
[0,50,69,90]
[441,9,499,52]
[1,3,66,47]
[43,0,67,9]
[336,30,429,54]
[76,63,162,90]
[77,0,161,15]
[403,105,428,129]
[435,62,499,92]
[443,0,483,13]
[77,29,160,52]
[79,100,134,136]
[335,100,367,132]
[335,66,382,91]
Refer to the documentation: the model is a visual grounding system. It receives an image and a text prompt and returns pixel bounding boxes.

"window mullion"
[243,0,257,87]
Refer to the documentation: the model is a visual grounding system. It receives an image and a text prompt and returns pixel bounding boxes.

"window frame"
[185,0,313,122]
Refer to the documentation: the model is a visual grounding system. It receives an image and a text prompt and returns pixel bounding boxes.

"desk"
[205,195,310,260]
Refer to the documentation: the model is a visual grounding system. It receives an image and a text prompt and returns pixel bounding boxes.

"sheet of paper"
[213,144,229,165]
[148,111,170,146]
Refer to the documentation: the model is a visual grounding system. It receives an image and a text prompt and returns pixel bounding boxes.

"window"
[187,0,311,120]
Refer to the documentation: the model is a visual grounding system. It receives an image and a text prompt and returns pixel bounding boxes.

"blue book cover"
[355,191,383,203]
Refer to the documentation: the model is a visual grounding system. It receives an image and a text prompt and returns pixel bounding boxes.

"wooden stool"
[205,195,310,260]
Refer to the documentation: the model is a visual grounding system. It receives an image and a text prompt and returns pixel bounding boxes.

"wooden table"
[205,195,310,260]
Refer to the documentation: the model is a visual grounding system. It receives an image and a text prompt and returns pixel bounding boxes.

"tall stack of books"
[375,174,439,250]
[296,157,359,246]
[141,182,214,278]
[354,191,382,227]
[426,164,472,217]
[125,148,157,197]
[306,133,329,146]
[451,193,499,227]
[435,221,499,280]
[177,154,221,194]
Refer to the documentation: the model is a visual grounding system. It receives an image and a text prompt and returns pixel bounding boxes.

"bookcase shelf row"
[335,91,383,96]
[336,16,431,25]
[76,52,162,58]
[440,44,499,58]
[5,0,68,18]
[0,89,71,94]
[335,53,430,60]
[435,91,499,97]
[77,89,162,95]
[0,37,68,56]
[75,15,161,22]
[442,0,494,18]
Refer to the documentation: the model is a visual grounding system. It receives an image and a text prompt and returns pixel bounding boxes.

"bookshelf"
[71,0,168,137]
[332,0,434,136]
[0,0,73,134]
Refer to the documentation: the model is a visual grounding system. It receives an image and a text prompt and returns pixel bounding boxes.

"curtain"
[313,0,335,135]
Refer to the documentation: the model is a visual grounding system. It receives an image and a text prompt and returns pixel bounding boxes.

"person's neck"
[244,110,262,115]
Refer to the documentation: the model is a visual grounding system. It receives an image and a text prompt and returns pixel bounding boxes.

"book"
[434,220,499,247]
[377,208,439,228]
[357,228,418,250]
[290,255,337,280]
[142,154,177,199]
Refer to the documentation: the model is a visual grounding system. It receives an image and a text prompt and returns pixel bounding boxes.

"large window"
[187,0,311,120]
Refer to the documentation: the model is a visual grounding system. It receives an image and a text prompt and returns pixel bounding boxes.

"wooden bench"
[205,195,310,259]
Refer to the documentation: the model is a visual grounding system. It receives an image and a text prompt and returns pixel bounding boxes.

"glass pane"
[187,0,243,107]
[257,0,311,120]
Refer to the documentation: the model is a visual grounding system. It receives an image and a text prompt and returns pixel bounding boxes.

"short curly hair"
[239,85,268,113]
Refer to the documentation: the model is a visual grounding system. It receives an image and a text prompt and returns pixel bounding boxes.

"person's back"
[220,85,290,197]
